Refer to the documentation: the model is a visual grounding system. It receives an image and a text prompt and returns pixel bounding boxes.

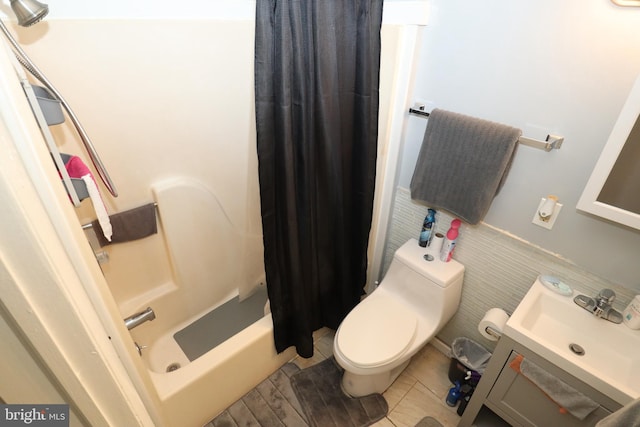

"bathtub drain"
[166,363,181,372]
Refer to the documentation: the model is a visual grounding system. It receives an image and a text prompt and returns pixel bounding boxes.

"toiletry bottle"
[623,295,640,330]
[440,219,461,262]
[418,209,437,247]
[457,384,474,416]
[446,381,462,407]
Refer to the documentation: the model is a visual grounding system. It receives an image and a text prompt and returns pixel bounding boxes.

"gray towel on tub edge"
[410,108,521,224]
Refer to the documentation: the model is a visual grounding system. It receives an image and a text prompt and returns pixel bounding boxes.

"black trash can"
[447,337,492,386]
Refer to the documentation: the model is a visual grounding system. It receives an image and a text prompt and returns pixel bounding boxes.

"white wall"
[400,0,640,287]
[9,19,262,312]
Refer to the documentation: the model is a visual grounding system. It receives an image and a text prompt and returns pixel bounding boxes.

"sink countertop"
[503,277,640,406]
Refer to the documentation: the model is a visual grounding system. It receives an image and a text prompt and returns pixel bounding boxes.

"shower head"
[10,0,48,27]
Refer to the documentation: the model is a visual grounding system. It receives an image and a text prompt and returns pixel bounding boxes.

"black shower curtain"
[254,0,384,357]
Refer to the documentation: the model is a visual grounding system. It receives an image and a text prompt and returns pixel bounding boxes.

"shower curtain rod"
[408,107,564,152]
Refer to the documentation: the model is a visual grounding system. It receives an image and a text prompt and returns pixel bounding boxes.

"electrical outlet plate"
[532,198,563,229]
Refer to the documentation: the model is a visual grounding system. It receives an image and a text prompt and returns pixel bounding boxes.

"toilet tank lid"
[394,238,465,286]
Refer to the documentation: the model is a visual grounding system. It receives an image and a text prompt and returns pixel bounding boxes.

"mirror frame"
[611,0,640,5]
[577,75,640,230]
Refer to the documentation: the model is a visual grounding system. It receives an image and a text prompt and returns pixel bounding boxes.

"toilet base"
[340,359,411,397]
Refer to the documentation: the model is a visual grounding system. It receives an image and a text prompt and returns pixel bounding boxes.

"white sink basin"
[504,278,640,405]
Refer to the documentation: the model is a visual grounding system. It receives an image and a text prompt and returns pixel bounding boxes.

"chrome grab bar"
[0,20,118,197]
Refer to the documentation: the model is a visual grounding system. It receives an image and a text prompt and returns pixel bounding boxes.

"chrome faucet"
[594,289,616,317]
[124,307,156,330]
[573,289,623,324]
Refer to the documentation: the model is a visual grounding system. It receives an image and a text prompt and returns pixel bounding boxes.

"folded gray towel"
[519,357,599,420]
[410,109,521,224]
[92,203,157,247]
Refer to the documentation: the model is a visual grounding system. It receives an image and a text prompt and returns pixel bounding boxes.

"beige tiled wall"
[382,188,634,351]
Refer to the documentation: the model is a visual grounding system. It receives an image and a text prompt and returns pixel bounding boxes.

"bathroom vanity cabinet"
[458,335,622,427]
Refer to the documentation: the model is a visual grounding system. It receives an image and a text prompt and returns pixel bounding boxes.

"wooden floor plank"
[256,378,308,427]
[242,388,286,427]
[227,400,261,427]
[209,411,239,427]
[269,366,308,422]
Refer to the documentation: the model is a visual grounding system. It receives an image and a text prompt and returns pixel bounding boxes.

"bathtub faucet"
[124,307,156,330]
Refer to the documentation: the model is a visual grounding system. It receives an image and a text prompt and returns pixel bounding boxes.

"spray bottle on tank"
[418,209,437,247]
[440,219,461,262]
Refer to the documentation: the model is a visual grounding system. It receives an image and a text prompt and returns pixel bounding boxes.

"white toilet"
[333,238,465,397]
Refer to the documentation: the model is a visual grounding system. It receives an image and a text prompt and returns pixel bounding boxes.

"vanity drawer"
[486,351,612,427]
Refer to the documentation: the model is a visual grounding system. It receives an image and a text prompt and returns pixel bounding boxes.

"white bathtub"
[136,299,293,427]
[119,177,294,427]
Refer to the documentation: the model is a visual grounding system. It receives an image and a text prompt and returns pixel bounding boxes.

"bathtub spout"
[124,307,156,330]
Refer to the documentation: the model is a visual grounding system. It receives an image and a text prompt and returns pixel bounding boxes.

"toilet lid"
[337,297,417,367]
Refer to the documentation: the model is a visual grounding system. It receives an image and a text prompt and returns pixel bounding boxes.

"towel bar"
[517,134,564,152]
[408,108,564,151]
[408,107,431,117]
[81,202,158,230]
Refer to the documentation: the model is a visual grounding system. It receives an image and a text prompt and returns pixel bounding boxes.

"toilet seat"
[337,296,417,368]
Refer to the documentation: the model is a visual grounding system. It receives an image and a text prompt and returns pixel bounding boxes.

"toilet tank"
[381,238,465,321]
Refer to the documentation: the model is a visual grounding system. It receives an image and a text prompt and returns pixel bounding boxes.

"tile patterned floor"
[207,328,462,427]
